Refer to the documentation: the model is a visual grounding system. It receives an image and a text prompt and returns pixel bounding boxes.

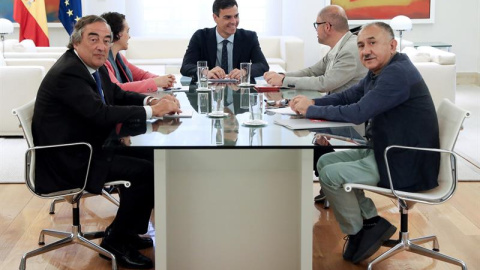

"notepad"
[274,118,354,130]
[208,78,239,83]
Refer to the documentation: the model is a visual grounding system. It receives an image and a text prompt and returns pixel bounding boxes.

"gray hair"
[67,15,110,49]
[360,22,395,40]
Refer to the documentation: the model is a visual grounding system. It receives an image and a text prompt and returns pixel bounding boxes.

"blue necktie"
[92,71,106,104]
[221,39,229,73]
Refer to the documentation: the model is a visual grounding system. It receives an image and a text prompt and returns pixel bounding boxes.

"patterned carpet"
[1,138,479,183]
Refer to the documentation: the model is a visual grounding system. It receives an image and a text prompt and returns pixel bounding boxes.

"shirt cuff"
[144,106,153,119]
[145,122,153,133]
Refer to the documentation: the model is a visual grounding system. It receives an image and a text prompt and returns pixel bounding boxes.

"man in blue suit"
[180,0,269,83]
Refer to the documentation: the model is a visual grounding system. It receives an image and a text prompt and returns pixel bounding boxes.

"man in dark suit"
[32,15,181,269]
[180,0,269,83]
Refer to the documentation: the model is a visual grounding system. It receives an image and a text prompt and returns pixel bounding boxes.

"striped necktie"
[221,39,229,73]
[92,70,106,104]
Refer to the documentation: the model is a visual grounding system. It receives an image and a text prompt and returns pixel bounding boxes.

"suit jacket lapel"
[207,28,218,68]
[232,31,241,70]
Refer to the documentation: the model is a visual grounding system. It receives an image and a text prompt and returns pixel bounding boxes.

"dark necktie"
[92,70,106,104]
[221,39,229,73]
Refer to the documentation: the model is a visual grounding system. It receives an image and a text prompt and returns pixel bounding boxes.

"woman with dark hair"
[101,12,176,93]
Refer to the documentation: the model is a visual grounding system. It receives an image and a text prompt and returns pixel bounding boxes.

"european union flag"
[58,0,82,35]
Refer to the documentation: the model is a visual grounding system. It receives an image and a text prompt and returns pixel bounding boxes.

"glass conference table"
[118,84,366,270]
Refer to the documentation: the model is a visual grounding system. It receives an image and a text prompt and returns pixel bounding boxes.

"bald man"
[263,5,367,93]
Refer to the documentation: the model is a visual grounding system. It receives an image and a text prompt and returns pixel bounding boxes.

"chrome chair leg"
[49,198,65,214]
[38,229,72,245]
[408,243,467,269]
[76,234,118,270]
[101,188,120,206]
[367,242,405,270]
[20,236,74,270]
[82,230,105,240]
[21,225,117,270]
[410,235,439,250]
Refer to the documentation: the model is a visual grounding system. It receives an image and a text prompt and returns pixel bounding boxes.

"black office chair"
[13,99,129,270]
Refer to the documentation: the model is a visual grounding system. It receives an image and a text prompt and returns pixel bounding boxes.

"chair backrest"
[12,99,36,191]
[434,99,470,201]
[13,100,93,199]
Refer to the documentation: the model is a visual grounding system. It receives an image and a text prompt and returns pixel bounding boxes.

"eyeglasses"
[313,21,328,30]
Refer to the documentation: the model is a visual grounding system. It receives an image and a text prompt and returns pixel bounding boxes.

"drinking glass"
[211,85,224,116]
[240,87,250,109]
[249,92,264,123]
[211,119,224,145]
[197,92,210,114]
[197,61,208,89]
[239,62,252,85]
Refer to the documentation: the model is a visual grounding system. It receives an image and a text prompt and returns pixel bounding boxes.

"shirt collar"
[73,49,97,74]
[215,28,235,44]
[327,32,349,58]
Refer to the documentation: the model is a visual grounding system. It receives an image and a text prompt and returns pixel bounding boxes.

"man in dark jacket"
[32,15,181,269]
[289,22,440,264]
[180,0,269,82]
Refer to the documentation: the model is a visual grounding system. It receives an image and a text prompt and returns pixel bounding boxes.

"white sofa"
[124,36,304,74]
[3,58,56,73]
[0,64,45,136]
[1,39,67,61]
[403,46,456,108]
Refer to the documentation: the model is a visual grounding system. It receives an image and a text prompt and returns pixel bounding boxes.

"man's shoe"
[342,231,364,261]
[100,236,153,269]
[314,189,326,203]
[105,226,153,250]
[351,217,397,264]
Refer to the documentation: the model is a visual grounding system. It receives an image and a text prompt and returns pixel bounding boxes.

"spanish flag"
[13,0,50,47]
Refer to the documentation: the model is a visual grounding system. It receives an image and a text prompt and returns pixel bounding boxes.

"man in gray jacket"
[263,5,366,94]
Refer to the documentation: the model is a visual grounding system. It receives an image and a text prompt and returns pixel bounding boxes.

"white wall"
[7,0,480,74]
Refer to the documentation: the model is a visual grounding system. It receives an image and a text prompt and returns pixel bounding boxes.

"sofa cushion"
[128,58,183,66]
[20,39,37,52]
[265,57,285,69]
[258,37,281,58]
[416,46,456,65]
[126,37,187,59]
[402,47,431,63]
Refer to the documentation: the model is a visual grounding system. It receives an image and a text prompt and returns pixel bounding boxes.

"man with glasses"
[32,15,181,269]
[180,0,269,82]
[264,5,366,93]
[264,5,367,202]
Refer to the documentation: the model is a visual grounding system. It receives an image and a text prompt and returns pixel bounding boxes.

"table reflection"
[107,84,366,149]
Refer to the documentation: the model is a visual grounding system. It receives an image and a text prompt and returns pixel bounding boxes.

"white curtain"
[125,0,281,37]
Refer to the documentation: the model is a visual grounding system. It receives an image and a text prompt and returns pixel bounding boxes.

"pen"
[164,87,182,91]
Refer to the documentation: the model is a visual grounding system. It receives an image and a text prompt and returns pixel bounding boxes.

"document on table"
[153,110,194,119]
[274,118,354,130]
[266,107,298,115]
[208,78,239,83]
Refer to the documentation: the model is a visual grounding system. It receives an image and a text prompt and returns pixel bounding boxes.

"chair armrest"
[26,142,93,198]
[105,180,131,188]
[383,145,457,204]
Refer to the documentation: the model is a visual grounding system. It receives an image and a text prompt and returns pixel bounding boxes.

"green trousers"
[317,149,380,235]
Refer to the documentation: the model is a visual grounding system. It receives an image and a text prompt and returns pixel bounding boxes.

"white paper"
[266,107,298,115]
